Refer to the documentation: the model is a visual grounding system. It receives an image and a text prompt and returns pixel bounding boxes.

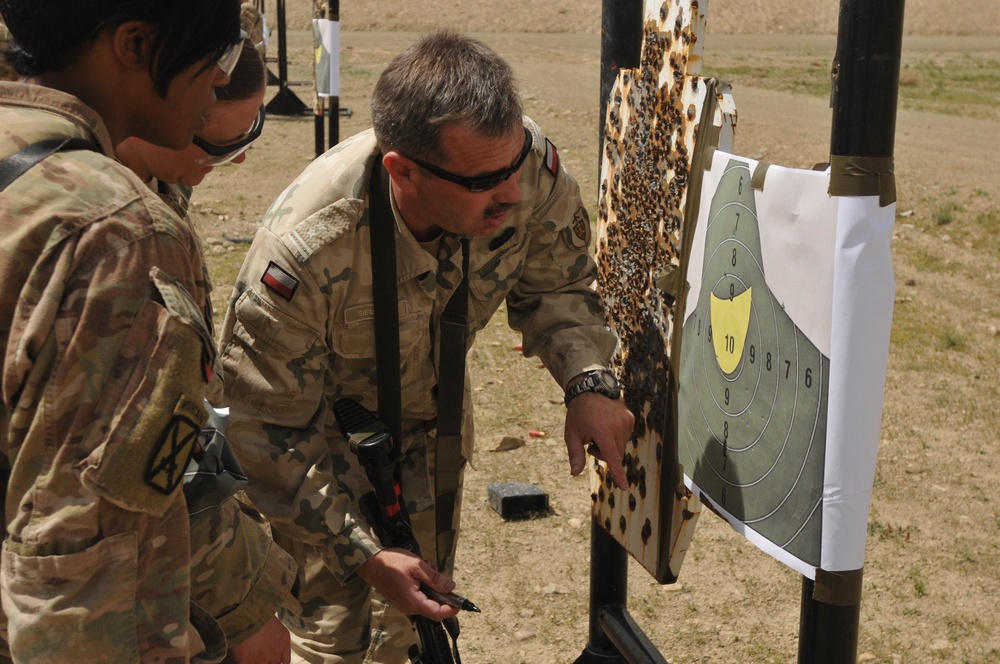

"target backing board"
[679,150,895,578]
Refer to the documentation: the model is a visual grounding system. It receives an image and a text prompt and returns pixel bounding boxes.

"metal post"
[327,0,340,149]
[576,2,657,663]
[798,576,863,663]
[313,1,327,157]
[578,519,629,662]
[798,1,906,661]
[829,0,906,157]
[266,0,309,116]
[598,0,644,178]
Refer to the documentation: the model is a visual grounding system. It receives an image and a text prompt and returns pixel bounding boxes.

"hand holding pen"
[420,583,481,613]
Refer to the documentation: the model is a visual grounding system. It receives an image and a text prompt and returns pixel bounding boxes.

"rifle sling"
[366,157,468,567]
[367,158,403,457]
[0,137,100,193]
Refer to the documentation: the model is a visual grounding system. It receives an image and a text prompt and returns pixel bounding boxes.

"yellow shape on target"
[710,287,752,374]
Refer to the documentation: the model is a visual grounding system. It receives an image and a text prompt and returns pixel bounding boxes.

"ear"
[382,151,420,195]
[109,20,157,71]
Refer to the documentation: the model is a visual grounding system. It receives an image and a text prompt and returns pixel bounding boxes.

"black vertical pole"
[798,1,905,662]
[313,1,327,157]
[575,2,643,662]
[276,0,288,88]
[578,521,629,662]
[598,0,644,180]
[829,0,906,157]
[266,0,309,116]
[328,0,340,149]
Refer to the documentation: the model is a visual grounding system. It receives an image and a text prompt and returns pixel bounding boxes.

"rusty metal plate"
[592,0,735,583]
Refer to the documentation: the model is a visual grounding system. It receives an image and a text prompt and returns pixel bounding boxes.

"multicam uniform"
[0,21,17,82]
[0,82,294,663]
[216,119,617,662]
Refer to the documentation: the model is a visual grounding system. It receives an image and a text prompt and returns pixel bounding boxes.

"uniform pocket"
[330,309,433,418]
[1,532,140,663]
[78,268,212,517]
[220,289,323,418]
[468,229,528,324]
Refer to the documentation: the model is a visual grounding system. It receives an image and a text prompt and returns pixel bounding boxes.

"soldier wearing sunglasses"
[216,30,634,664]
[0,2,294,663]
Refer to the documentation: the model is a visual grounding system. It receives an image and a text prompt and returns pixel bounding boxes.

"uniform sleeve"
[505,142,619,387]
[189,494,297,644]
[2,199,222,662]
[215,227,382,584]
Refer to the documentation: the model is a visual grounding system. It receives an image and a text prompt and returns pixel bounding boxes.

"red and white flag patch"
[261,261,299,300]
[544,138,559,176]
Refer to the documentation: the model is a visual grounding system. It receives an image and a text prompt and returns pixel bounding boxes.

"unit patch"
[144,396,205,495]
[262,261,299,300]
[566,208,591,249]
[544,138,560,177]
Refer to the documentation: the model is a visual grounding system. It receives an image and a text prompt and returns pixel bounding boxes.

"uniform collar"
[0,81,114,156]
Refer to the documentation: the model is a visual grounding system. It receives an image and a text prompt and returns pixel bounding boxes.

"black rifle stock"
[333,398,462,664]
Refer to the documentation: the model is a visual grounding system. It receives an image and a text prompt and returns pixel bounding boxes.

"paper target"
[679,158,829,567]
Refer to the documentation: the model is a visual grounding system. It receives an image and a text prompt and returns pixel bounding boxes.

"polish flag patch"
[544,138,559,176]
[261,261,299,300]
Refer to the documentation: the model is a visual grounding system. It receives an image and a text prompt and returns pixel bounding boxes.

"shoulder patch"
[544,138,560,177]
[563,208,591,250]
[145,396,206,495]
[282,199,358,262]
[261,261,299,300]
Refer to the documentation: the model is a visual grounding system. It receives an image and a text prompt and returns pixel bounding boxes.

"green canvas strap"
[366,156,469,568]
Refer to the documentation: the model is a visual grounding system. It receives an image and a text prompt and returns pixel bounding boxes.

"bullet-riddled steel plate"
[592,0,736,583]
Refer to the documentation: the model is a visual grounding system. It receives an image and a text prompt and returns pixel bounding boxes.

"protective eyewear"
[193,103,266,166]
[409,127,533,193]
[216,32,247,75]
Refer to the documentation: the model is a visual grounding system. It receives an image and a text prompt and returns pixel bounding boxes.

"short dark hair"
[217,38,265,102]
[370,30,523,163]
[0,0,241,96]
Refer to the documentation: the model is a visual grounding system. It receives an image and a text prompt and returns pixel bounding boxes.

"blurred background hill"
[274,0,998,36]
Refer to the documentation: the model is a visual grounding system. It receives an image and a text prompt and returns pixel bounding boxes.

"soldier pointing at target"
[215,30,634,663]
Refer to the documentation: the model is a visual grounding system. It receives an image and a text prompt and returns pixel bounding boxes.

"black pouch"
[183,405,249,515]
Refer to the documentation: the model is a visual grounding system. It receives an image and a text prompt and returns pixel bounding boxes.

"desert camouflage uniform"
[0,21,17,82]
[0,82,294,663]
[216,119,616,662]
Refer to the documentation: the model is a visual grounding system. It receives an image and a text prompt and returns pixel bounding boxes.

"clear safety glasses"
[216,32,247,75]
[192,103,266,166]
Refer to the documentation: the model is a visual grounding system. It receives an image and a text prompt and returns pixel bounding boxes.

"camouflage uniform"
[240,3,266,60]
[0,82,294,663]
[0,20,17,82]
[216,119,616,663]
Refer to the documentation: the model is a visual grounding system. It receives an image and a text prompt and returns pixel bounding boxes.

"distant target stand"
[261,0,351,157]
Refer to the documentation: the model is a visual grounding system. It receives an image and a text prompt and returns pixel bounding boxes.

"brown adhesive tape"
[751,160,771,191]
[813,567,864,606]
[829,155,896,207]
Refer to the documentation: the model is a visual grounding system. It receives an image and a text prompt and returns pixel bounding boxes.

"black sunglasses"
[408,127,533,193]
[192,103,266,162]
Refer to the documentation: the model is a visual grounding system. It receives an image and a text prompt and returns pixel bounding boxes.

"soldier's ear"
[382,152,420,194]
[110,20,156,71]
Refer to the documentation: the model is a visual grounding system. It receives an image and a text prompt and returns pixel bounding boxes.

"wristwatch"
[564,369,621,406]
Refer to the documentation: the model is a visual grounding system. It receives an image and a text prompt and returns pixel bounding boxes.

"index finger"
[589,440,628,490]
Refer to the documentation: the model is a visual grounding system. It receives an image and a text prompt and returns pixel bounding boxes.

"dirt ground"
[192,2,1000,662]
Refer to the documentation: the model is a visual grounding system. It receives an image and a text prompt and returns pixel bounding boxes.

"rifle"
[333,397,467,664]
